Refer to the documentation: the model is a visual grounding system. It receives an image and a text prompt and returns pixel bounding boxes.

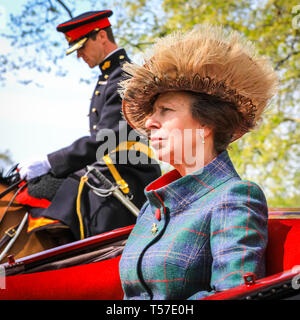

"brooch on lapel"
[151,223,158,235]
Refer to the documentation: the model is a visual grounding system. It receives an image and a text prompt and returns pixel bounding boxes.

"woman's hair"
[187,91,246,154]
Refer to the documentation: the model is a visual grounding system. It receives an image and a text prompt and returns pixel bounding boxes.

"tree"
[1,0,299,206]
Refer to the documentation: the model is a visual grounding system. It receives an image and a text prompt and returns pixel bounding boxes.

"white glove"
[19,156,51,180]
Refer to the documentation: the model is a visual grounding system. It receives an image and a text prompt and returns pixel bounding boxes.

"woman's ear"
[198,125,213,139]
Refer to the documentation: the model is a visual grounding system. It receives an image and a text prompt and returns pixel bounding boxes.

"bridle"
[0,164,24,200]
[0,179,25,200]
[0,165,28,262]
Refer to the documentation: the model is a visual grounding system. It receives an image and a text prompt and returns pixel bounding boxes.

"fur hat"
[119,24,278,140]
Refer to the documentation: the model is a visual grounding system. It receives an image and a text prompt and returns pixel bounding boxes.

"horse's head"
[0,164,20,186]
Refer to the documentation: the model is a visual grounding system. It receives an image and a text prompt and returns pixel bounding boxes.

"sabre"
[86,165,139,217]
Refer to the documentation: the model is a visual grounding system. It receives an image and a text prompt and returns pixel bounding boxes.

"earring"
[198,128,205,144]
[200,132,205,144]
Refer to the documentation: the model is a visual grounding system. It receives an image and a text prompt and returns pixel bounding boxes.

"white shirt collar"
[103,47,123,61]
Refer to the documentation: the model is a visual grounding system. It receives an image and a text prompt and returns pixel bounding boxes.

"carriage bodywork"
[0,209,299,300]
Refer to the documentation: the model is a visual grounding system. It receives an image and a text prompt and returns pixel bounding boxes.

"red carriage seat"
[1,211,300,300]
[266,210,300,276]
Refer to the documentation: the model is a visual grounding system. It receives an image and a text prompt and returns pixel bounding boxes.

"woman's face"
[145,91,206,172]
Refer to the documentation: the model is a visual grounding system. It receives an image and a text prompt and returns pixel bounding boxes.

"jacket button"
[104,74,109,79]
[155,208,161,221]
[93,125,97,130]
[95,90,100,95]
[92,108,97,113]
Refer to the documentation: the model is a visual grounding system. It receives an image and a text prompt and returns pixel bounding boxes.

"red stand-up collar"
[146,169,182,192]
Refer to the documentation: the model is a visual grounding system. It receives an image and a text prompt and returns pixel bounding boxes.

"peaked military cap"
[57,10,113,55]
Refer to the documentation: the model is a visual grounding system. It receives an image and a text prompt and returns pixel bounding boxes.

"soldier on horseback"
[17,10,161,241]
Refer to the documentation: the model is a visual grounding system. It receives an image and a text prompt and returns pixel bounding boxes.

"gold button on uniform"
[104,74,109,79]
[92,108,97,113]
[93,125,97,130]
[119,55,125,60]
[95,90,100,95]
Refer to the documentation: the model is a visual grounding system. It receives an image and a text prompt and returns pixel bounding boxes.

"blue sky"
[0,1,120,170]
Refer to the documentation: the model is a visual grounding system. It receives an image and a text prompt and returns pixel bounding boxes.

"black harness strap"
[0,179,25,200]
[0,183,28,227]
[0,224,20,249]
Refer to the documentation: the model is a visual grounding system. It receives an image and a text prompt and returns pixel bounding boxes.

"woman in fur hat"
[118,25,277,300]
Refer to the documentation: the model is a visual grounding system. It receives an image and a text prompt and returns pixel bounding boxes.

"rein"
[0,179,25,200]
[0,182,29,262]
[0,164,24,200]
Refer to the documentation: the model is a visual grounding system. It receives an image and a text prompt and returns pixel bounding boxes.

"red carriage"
[0,165,299,300]
[0,205,299,300]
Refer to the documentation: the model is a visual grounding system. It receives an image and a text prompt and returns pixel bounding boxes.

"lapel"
[145,150,241,214]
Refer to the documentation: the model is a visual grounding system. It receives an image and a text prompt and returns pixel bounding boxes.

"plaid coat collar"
[145,150,240,215]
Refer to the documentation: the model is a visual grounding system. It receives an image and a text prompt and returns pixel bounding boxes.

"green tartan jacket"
[119,150,268,300]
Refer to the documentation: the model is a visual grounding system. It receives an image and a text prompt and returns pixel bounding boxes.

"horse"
[0,166,74,264]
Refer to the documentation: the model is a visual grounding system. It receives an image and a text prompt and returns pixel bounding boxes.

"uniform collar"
[103,47,123,60]
[145,150,240,215]
[99,48,128,74]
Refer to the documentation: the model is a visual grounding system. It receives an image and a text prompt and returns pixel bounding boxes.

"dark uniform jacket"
[30,48,161,239]
[48,48,131,176]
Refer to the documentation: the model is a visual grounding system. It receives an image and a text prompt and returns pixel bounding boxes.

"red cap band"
[65,18,111,43]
